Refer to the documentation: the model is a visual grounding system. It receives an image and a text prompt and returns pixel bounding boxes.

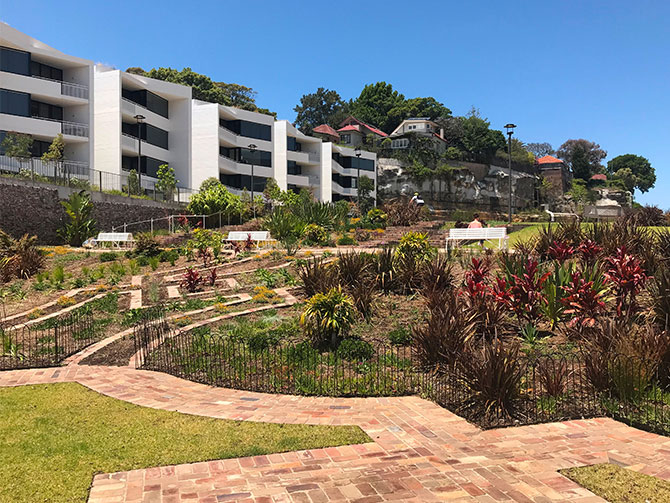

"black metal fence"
[0,308,96,370]
[133,311,670,434]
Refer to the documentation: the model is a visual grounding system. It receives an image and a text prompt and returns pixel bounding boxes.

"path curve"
[3,364,670,502]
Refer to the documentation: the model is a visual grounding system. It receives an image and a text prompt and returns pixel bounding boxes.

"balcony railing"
[30,74,89,100]
[30,116,89,138]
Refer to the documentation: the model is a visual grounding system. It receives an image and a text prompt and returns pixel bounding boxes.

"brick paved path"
[3,365,670,502]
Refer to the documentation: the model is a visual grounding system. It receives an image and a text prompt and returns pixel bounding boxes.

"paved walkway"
[3,365,670,502]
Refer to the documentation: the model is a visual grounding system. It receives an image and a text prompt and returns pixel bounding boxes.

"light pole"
[248,143,257,219]
[354,145,361,208]
[504,123,516,223]
[134,114,145,193]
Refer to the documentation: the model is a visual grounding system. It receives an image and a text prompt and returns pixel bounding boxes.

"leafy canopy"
[606,154,655,193]
[557,139,607,181]
[1,132,33,160]
[293,88,348,133]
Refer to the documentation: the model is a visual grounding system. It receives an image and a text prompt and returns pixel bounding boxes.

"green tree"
[127,169,141,196]
[526,142,555,158]
[58,190,96,247]
[215,82,275,117]
[156,164,178,201]
[348,82,405,133]
[199,177,222,192]
[607,154,655,193]
[1,132,33,163]
[357,175,375,213]
[557,139,607,181]
[41,134,65,162]
[188,183,241,219]
[393,97,451,123]
[497,138,535,166]
[293,88,347,133]
[459,109,505,163]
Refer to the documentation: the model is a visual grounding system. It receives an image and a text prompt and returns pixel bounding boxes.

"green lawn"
[560,463,670,502]
[0,383,370,502]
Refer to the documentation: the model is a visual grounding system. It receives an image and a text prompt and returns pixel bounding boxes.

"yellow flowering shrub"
[56,296,76,307]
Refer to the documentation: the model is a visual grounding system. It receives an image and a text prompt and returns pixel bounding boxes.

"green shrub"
[136,255,150,267]
[134,233,162,257]
[300,287,356,348]
[336,234,357,246]
[337,338,374,361]
[303,224,328,246]
[57,190,96,247]
[366,208,387,229]
[99,251,118,262]
[159,249,179,264]
[149,257,159,271]
[388,326,411,346]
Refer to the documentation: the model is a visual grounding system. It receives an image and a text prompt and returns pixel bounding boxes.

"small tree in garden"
[357,175,375,214]
[1,132,33,170]
[127,169,141,196]
[263,209,305,255]
[301,287,356,349]
[156,164,178,201]
[57,190,96,247]
[41,133,65,163]
[492,258,550,329]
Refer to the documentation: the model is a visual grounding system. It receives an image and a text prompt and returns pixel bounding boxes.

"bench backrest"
[448,227,507,239]
[227,231,271,241]
[97,232,133,242]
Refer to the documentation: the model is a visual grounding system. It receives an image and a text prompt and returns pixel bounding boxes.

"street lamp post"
[134,114,145,194]
[504,123,516,223]
[248,143,257,219]
[354,146,362,209]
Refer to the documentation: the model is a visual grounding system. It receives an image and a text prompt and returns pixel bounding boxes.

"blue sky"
[2,0,668,205]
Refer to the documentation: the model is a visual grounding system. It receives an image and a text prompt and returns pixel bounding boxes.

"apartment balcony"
[218,123,273,150]
[332,181,357,197]
[287,173,319,187]
[218,154,273,178]
[121,97,170,129]
[0,155,89,177]
[121,133,169,160]
[0,113,88,140]
[1,71,89,105]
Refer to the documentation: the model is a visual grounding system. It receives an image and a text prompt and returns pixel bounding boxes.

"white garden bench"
[446,227,508,250]
[225,231,275,248]
[95,232,134,248]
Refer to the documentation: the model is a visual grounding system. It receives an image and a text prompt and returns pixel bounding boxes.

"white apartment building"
[1,23,376,204]
[93,66,192,191]
[0,22,93,175]
[191,101,376,203]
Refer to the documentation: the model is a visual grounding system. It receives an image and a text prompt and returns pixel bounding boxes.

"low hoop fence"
[0,307,96,370]
[133,310,670,434]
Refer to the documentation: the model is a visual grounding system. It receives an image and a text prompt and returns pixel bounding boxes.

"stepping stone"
[129,290,142,309]
[167,285,180,299]
[131,275,143,287]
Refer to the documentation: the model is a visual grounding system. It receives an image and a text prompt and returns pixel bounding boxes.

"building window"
[30,60,63,81]
[340,134,351,144]
[0,47,30,76]
[219,173,267,192]
[287,136,302,152]
[122,89,169,118]
[391,139,409,149]
[287,160,302,175]
[0,89,30,116]
[30,100,63,121]
[220,119,271,141]
[122,122,169,150]
[121,155,168,177]
[219,146,272,167]
[332,153,375,172]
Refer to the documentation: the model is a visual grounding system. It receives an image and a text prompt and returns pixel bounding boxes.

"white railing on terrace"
[62,120,89,137]
[61,81,89,100]
[31,116,89,138]
[29,74,89,100]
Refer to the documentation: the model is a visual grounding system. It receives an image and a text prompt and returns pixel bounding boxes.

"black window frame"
[0,46,30,76]
[0,89,30,117]
[220,119,271,142]
[121,88,169,119]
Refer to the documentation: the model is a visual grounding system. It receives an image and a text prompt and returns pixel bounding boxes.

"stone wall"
[378,158,538,212]
[0,178,186,244]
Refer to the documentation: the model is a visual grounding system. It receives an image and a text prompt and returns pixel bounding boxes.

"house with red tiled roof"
[536,155,571,193]
[312,124,340,143]
[336,116,387,147]
[388,118,448,154]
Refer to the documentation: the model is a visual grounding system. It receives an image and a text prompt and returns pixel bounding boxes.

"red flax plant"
[207,268,217,287]
[180,267,202,293]
[547,240,575,262]
[577,240,603,265]
[561,270,609,331]
[605,247,648,320]
[461,258,507,340]
[492,258,550,327]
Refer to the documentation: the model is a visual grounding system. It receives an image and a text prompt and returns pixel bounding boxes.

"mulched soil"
[79,336,136,367]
